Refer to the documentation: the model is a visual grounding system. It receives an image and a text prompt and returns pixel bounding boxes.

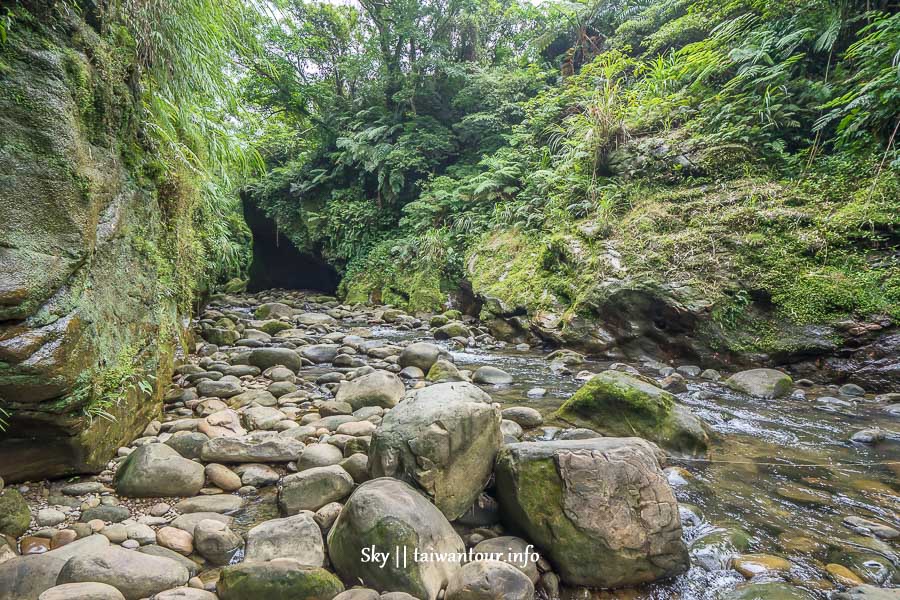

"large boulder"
[279,466,354,514]
[726,369,793,399]
[556,370,708,455]
[368,382,501,520]
[38,582,125,600]
[0,535,109,600]
[327,478,465,600]
[217,562,344,600]
[56,546,189,600]
[335,371,405,410]
[299,344,340,364]
[398,343,450,372]
[245,512,324,565]
[494,438,689,588]
[114,443,205,497]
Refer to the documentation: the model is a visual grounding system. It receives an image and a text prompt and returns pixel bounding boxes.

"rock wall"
[0,10,180,481]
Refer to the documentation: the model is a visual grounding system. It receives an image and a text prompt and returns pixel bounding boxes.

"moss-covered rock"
[425,359,463,382]
[494,438,689,588]
[556,370,709,455]
[217,563,344,600]
[0,489,31,538]
[0,11,180,482]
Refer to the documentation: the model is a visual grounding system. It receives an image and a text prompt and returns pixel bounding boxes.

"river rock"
[205,464,242,491]
[327,478,465,600]
[494,437,688,588]
[472,366,513,385]
[217,562,344,600]
[445,560,534,600]
[398,342,450,372]
[300,344,340,364]
[114,444,205,497]
[154,589,218,600]
[196,378,243,399]
[193,519,242,565]
[245,512,324,565]
[0,489,31,538]
[556,370,708,455]
[0,535,110,600]
[169,512,232,535]
[501,407,543,429]
[335,370,405,410]
[426,359,464,382]
[369,382,501,520]
[174,494,243,514]
[255,302,293,319]
[248,348,303,372]
[38,582,125,600]
[724,583,815,600]
[279,465,354,514]
[201,434,304,463]
[165,432,210,460]
[57,546,189,600]
[472,537,539,583]
[297,443,345,471]
[243,406,287,430]
[725,369,792,399]
[198,409,247,438]
[836,585,900,600]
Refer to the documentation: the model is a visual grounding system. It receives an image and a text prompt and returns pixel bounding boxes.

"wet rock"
[494,438,688,588]
[472,366,513,385]
[843,516,899,540]
[245,512,324,565]
[725,369,792,399]
[723,583,815,600]
[57,546,190,600]
[369,382,501,520]
[836,585,900,600]
[398,342,451,372]
[193,519,242,565]
[826,563,865,586]
[114,444,205,498]
[327,478,465,600]
[255,303,293,319]
[201,434,304,463]
[556,370,708,455]
[217,562,344,600]
[526,388,547,398]
[435,322,471,340]
[731,553,792,578]
[445,560,534,600]
[335,370,405,410]
[279,465,354,514]
[840,383,866,397]
[850,429,885,444]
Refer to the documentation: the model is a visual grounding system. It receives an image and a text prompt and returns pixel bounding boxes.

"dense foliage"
[245,0,898,332]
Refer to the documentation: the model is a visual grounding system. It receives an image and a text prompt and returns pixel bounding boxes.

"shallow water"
[365,322,899,598]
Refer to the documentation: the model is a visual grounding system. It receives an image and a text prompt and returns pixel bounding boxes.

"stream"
[327,305,900,598]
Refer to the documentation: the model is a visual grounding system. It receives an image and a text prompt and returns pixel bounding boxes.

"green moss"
[0,489,31,538]
[558,370,674,434]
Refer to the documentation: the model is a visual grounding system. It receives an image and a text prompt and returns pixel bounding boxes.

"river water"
[361,321,899,599]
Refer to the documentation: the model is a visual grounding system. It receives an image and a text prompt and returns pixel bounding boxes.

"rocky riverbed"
[0,289,897,600]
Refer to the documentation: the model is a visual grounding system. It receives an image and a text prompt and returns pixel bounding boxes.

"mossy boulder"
[556,370,709,455]
[217,562,344,600]
[425,359,463,382]
[494,438,689,588]
[258,320,292,335]
[434,322,471,340]
[0,489,31,538]
[725,369,793,399]
[327,478,465,600]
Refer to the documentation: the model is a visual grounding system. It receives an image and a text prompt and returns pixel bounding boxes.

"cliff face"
[0,10,180,481]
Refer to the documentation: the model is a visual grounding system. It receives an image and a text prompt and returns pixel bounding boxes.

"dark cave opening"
[242,197,339,294]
